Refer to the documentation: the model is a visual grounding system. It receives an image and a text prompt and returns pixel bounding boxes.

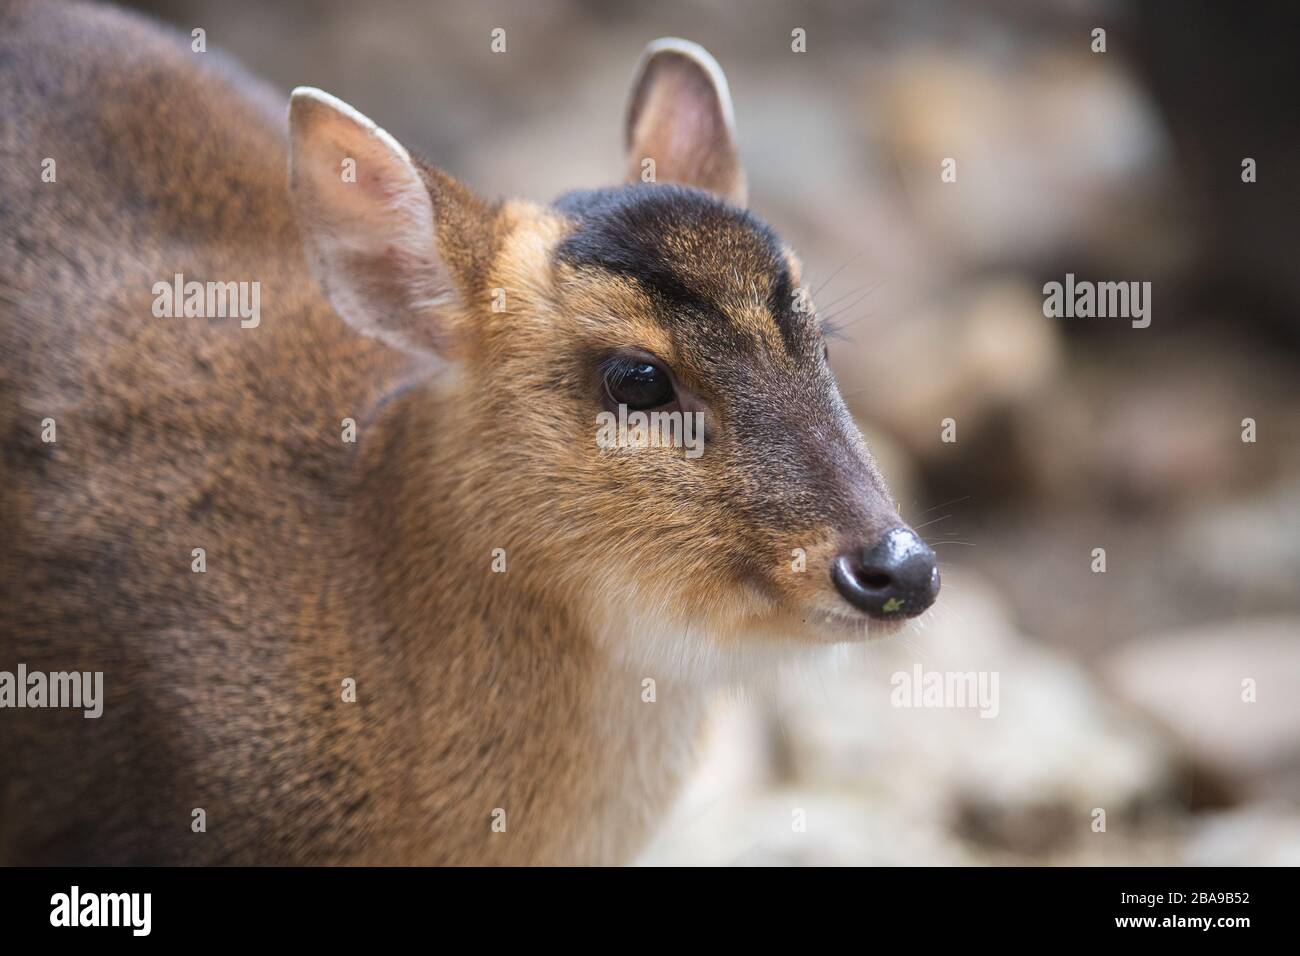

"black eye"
[603,358,674,410]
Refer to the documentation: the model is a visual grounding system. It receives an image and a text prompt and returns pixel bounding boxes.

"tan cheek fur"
[467,207,862,667]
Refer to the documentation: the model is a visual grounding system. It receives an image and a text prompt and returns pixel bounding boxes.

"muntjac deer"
[0,0,938,864]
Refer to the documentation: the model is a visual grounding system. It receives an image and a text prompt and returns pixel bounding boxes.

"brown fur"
[0,1,916,864]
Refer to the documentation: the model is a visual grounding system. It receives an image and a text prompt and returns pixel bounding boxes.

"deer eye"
[602,357,674,410]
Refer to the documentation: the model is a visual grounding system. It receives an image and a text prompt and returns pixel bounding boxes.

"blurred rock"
[1011,349,1297,511]
[942,477,1300,666]
[637,686,981,865]
[1184,804,1300,866]
[784,572,1179,857]
[875,50,1177,272]
[643,571,1184,864]
[639,785,979,867]
[1098,617,1300,801]
[1174,482,1300,608]
[834,278,1061,460]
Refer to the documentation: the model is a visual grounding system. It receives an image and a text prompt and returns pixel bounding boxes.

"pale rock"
[1184,805,1300,866]
[1098,617,1300,800]
[771,570,1178,854]
[834,279,1060,459]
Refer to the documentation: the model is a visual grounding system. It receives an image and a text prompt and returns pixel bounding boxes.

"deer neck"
[337,377,710,863]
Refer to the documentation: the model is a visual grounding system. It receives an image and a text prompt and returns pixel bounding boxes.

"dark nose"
[831,527,939,619]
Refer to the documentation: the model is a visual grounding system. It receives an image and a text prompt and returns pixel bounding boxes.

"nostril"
[857,569,892,590]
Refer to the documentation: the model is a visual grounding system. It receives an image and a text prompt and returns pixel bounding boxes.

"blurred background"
[124,0,1299,863]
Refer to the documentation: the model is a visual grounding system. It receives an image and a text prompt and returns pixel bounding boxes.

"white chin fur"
[584,569,836,687]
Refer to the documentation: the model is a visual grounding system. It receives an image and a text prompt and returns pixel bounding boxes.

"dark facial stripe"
[766,266,806,357]
[553,184,803,356]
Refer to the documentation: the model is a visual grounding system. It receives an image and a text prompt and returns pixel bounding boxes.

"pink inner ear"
[664,77,717,160]
[631,55,742,203]
[358,166,403,205]
[309,133,420,233]
[330,140,401,204]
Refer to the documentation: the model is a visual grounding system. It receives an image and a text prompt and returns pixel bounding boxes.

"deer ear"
[624,38,746,207]
[289,87,488,357]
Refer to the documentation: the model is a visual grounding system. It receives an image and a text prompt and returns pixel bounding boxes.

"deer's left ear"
[288,87,495,358]
[624,38,747,207]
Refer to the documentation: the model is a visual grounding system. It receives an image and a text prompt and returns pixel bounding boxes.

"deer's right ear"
[289,87,473,357]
